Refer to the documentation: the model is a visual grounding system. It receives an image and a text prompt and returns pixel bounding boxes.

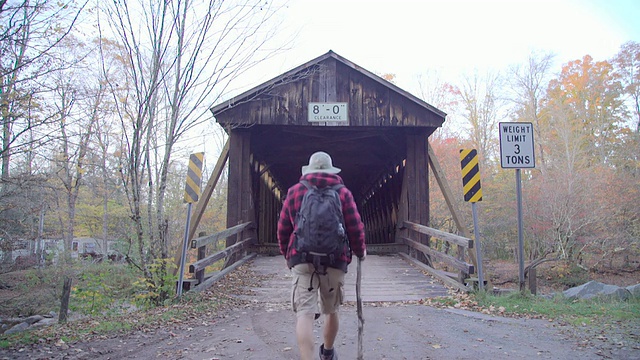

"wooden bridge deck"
[241,254,450,303]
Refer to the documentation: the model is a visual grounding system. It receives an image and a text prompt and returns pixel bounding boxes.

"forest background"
[1,0,639,306]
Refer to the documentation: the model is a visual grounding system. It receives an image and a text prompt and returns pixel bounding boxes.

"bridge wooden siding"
[176,50,479,294]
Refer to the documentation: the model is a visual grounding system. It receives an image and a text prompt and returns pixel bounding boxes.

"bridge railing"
[399,221,474,292]
[186,221,256,292]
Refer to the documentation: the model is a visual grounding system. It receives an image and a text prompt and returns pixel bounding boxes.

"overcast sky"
[249,0,640,94]
[195,0,639,173]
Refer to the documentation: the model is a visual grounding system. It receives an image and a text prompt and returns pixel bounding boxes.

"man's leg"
[296,313,315,360]
[292,264,319,360]
[318,267,344,358]
[323,312,339,349]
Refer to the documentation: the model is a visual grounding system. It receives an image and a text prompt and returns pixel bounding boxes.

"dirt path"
[1,300,637,360]
[1,255,638,359]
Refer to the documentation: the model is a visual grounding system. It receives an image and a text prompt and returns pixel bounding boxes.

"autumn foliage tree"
[419,45,639,273]
[506,51,638,270]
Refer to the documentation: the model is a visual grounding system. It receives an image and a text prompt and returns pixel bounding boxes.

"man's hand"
[358,249,366,262]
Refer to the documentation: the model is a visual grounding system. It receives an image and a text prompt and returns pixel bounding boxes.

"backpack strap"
[300,180,343,192]
[330,184,344,203]
[300,180,315,191]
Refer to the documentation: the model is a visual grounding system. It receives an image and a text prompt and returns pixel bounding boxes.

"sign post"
[499,122,535,292]
[460,149,484,290]
[177,152,204,296]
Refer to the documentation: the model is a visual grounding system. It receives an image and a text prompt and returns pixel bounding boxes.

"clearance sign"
[499,122,535,169]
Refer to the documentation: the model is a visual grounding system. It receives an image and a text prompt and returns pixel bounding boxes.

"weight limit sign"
[499,122,535,169]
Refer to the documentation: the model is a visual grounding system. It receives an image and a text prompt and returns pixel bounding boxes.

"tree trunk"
[59,276,72,323]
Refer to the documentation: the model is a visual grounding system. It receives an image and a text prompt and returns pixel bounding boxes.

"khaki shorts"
[291,263,345,316]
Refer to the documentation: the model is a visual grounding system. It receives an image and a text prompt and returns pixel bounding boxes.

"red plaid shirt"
[277,172,366,271]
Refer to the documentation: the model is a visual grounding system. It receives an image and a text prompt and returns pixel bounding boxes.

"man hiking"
[278,151,366,360]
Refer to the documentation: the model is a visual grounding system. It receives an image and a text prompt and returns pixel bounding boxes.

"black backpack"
[293,180,347,272]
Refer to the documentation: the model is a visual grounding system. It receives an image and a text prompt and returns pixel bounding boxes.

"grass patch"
[0,331,46,348]
[473,290,640,324]
[0,275,245,350]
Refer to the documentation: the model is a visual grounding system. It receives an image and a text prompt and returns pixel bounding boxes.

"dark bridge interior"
[249,125,415,202]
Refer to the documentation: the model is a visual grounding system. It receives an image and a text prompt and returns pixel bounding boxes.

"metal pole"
[177,202,193,297]
[471,202,484,290]
[516,169,525,292]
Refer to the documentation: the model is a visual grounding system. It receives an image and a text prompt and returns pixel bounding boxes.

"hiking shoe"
[319,344,337,360]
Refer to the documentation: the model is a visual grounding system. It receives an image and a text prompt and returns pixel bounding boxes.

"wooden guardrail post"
[529,267,537,295]
[457,245,465,283]
[196,231,207,285]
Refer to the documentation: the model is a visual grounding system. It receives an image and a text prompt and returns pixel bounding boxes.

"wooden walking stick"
[356,257,364,360]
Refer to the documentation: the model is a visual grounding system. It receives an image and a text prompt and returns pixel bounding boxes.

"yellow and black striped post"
[460,149,485,290]
[184,152,204,204]
[178,152,204,296]
[459,149,483,203]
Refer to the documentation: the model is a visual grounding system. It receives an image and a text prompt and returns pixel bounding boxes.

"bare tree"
[0,1,89,264]
[101,0,287,303]
[453,70,503,167]
[0,0,87,180]
[613,41,640,133]
[415,70,458,113]
[39,51,105,257]
[508,52,555,173]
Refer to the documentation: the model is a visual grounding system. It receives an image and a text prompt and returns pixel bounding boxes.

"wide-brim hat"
[301,151,341,175]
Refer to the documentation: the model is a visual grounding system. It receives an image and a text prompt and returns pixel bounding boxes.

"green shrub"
[132,258,178,308]
[70,262,139,316]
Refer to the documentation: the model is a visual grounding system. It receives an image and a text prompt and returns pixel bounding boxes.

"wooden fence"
[400,220,474,292]
[186,222,256,292]
[181,219,474,293]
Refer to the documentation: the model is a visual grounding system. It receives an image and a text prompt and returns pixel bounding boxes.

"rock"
[4,322,30,335]
[563,280,631,301]
[0,314,49,334]
[31,317,57,328]
[539,292,558,300]
[2,317,24,325]
[627,284,640,298]
[25,315,44,325]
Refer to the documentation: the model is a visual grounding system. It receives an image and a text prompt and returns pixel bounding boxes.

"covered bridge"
[185,51,475,291]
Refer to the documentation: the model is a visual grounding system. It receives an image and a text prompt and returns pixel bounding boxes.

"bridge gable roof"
[210,50,446,128]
